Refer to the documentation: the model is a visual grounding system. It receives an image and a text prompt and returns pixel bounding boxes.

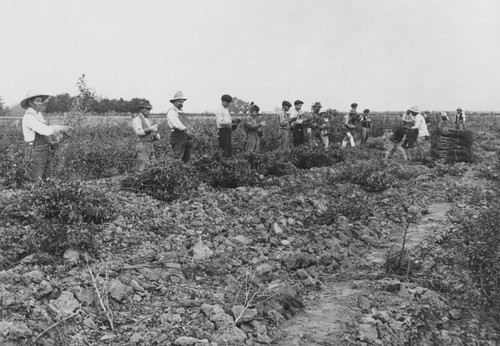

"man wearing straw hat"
[21,91,74,182]
[408,106,430,158]
[132,100,159,172]
[167,91,193,163]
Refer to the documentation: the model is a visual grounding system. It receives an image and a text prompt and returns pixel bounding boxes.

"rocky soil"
[1,154,499,345]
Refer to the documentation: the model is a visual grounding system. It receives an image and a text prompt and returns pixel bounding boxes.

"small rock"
[214,325,247,344]
[232,305,258,323]
[201,303,225,318]
[272,223,284,235]
[63,249,80,263]
[22,270,44,284]
[192,240,214,260]
[231,235,253,246]
[358,323,379,342]
[449,309,462,320]
[174,336,206,345]
[49,291,80,317]
[20,254,39,264]
[255,263,272,276]
[358,296,371,312]
[211,312,234,329]
[108,279,134,302]
[129,279,145,292]
[129,332,142,344]
[0,321,32,339]
[83,317,97,329]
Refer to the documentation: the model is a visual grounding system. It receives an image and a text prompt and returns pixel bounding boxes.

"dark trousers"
[293,125,305,146]
[218,127,232,158]
[24,144,53,181]
[170,130,191,163]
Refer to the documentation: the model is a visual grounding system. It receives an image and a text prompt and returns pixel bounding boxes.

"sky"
[1,0,499,113]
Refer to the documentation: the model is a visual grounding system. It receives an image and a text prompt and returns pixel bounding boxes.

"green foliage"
[121,160,201,202]
[242,151,297,177]
[0,145,25,188]
[333,160,393,192]
[289,146,344,169]
[2,181,116,258]
[461,202,500,313]
[193,153,260,188]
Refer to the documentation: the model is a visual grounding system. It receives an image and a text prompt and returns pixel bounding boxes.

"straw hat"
[20,91,50,109]
[170,91,187,103]
[408,106,419,114]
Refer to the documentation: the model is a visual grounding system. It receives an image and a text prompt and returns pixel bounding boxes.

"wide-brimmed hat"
[312,102,322,108]
[20,91,50,109]
[408,106,419,113]
[457,107,462,111]
[170,91,187,103]
[139,100,153,109]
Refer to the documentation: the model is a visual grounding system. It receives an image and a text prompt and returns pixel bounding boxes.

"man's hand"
[150,124,159,132]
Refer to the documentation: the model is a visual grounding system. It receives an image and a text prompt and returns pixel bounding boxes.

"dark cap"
[221,94,233,103]
[363,109,370,113]
[351,103,358,108]
[294,100,304,106]
[139,100,153,109]
[251,104,260,113]
[282,101,292,108]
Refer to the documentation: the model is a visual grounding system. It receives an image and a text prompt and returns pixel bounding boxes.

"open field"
[0,112,499,345]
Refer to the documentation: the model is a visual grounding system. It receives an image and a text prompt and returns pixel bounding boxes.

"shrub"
[0,145,25,189]
[121,160,201,201]
[461,202,500,314]
[242,151,297,177]
[288,146,344,169]
[193,153,260,188]
[333,159,396,192]
[1,181,116,258]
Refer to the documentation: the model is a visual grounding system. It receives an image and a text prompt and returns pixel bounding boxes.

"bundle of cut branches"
[430,128,473,162]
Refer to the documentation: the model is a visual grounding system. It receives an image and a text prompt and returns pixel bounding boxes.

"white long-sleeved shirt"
[215,105,232,128]
[132,114,151,136]
[411,113,430,137]
[22,107,64,142]
[166,107,187,131]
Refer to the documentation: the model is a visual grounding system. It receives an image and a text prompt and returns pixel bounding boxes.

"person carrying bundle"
[21,91,74,182]
[243,104,266,152]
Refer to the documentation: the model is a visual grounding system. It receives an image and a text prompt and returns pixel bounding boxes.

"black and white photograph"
[1,1,499,345]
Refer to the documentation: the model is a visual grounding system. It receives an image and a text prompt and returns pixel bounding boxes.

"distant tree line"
[42,93,147,114]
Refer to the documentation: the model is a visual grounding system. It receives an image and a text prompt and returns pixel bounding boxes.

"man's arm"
[24,114,69,137]
[167,109,187,131]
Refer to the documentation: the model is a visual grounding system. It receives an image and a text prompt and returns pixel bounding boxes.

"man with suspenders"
[167,91,193,163]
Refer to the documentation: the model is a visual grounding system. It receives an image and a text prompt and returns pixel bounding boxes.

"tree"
[228,96,250,115]
[0,96,6,116]
[44,93,75,113]
[72,74,96,112]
